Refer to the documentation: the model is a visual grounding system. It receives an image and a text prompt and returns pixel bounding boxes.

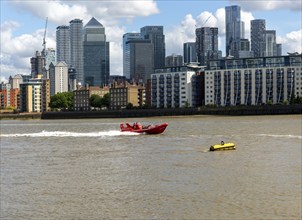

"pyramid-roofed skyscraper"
[83,17,110,86]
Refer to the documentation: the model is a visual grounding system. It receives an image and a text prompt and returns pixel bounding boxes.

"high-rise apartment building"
[68,67,77,92]
[276,44,282,56]
[265,30,277,57]
[19,75,50,112]
[140,26,165,69]
[196,27,219,65]
[239,39,253,58]
[128,39,154,83]
[30,51,46,78]
[225,5,242,58]
[205,55,302,106]
[70,19,84,85]
[56,25,70,66]
[0,82,11,108]
[251,19,266,57]
[45,48,56,70]
[49,61,68,96]
[183,42,197,64]
[165,54,183,67]
[123,33,141,79]
[151,66,197,108]
[83,17,110,87]
[9,74,23,89]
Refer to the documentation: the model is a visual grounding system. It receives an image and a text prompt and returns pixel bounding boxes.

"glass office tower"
[56,25,70,66]
[70,19,84,85]
[140,26,165,69]
[83,17,110,86]
[225,5,242,58]
[123,33,141,79]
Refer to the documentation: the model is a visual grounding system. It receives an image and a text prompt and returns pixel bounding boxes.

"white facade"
[151,67,196,108]
[9,74,23,89]
[55,62,68,94]
[205,65,302,106]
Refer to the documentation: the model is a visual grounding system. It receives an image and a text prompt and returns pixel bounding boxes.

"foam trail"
[253,134,302,139]
[1,130,139,137]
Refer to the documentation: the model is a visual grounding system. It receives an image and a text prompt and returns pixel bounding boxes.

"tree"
[89,94,102,108]
[101,93,110,108]
[49,92,73,110]
[126,103,133,109]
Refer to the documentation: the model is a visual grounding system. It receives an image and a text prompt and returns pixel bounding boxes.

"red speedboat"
[120,122,168,134]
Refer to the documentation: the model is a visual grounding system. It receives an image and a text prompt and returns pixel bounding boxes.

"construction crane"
[42,17,48,57]
[41,17,48,77]
[201,15,211,27]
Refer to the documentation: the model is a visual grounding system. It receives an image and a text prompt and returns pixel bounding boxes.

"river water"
[1,115,301,219]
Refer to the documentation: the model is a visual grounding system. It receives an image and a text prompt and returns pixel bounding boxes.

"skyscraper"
[30,51,46,78]
[265,30,277,56]
[45,48,56,71]
[83,17,110,86]
[123,33,141,79]
[183,42,197,64]
[276,44,282,56]
[56,25,70,66]
[196,27,219,65]
[140,26,165,69]
[49,61,68,96]
[128,39,154,83]
[70,19,84,85]
[165,54,183,67]
[251,19,266,57]
[225,5,242,58]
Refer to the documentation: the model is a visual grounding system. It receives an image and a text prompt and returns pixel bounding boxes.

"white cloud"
[241,10,255,40]
[229,0,302,11]
[1,0,160,81]
[9,0,159,26]
[0,20,56,81]
[277,29,302,54]
[106,26,126,75]
[165,9,227,56]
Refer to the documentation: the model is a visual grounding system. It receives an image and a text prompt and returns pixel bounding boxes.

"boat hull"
[120,123,168,134]
[210,142,236,151]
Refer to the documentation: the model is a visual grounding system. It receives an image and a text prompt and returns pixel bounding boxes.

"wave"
[253,134,302,139]
[1,130,139,138]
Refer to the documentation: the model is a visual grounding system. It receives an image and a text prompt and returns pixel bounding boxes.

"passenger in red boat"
[133,122,143,130]
[133,122,142,130]
[137,122,142,130]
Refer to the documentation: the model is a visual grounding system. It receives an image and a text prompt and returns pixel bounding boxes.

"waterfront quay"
[1,105,300,120]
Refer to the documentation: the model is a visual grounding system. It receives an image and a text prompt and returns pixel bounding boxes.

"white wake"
[1,130,139,137]
[253,134,302,139]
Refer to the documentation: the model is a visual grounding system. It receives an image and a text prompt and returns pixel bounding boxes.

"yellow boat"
[210,141,236,151]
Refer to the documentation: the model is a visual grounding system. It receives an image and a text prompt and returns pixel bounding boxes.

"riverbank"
[0,112,42,120]
[1,105,301,120]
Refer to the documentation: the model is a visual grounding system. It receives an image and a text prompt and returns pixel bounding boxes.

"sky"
[1,0,302,82]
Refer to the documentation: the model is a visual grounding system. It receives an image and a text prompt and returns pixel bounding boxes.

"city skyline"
[1,0,301,82]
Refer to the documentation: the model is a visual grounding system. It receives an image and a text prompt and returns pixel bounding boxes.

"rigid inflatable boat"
[120,122,168,135]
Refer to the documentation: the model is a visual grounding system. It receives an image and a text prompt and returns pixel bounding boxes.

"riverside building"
[19,75,50,112]
[109,82,145,110]
[204,55,302,106]
[151,65,203,108]
[49,61,69,96]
